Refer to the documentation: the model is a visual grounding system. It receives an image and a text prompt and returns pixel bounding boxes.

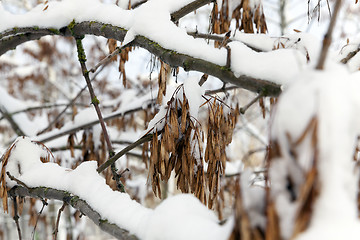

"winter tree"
[1,0,360,239]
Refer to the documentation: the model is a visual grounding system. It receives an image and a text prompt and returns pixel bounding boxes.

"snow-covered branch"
[9,185,138,240]
[0,21,282,96]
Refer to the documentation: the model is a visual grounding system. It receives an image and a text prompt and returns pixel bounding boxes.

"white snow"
[5,137,233,240]
[270,65,360,239]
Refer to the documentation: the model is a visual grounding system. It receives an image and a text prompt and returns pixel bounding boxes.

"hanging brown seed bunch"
[119,46,132,87]
[157,60,170,104]
[107,39,118,62]
[234,0,267,33]
[211,0,267,48]
[205,97,239,209]
[146,84,206,203]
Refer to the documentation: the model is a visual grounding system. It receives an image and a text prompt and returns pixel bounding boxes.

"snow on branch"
[1,137,233,240]
[0,0,294,97]
[9,186,137,240]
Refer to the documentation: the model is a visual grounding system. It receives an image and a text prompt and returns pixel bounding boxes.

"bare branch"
[0,105,26,136]
[315,0,342,70]
[340,46,360,64]
[53,203,66,240]
[171,0,215,22]
[37,101,154,143]
[97,133,153,173]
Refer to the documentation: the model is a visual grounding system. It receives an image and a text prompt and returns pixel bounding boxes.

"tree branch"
[0,21,282,97]
[37,100,154,143]
[97,133,153,173]
[315,0,342,70]
[170,0,215,22]
[0,105,26,136]
[8,186,138,240]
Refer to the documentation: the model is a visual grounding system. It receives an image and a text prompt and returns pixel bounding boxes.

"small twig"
[12,197,22,240]
[315,0,342,70]
[97,134,153,173]
[131,0,147,9]
[242,147,267,166]
[6,172,30,189]
[340,46,360,64]
[170,0,215,22]
[0,105,26,136]
[75,37,114,156]
[225,46,231,68]
[198,74,208,86]
[53,202,66,240]
[219,31,231,49]
[89,45,125,73]
[31,200,48,240]
[205,85,240,95]
[0,103,87,121]
[240,93,264,114]
[75,37,128,191]
[37,65,106,135]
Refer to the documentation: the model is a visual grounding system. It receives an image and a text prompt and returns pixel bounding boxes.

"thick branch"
[0,21,282,97]
[9,186,137,240]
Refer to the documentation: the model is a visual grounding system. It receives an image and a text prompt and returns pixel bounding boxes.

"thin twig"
[315,0,342,70]
[37,65,106,135]
[240,93,264,114]
[6,172,30,189]
[171,0,215,22]
[0,103,88,121]
[12,197,22,240]
[75,37,127,191]
[31,200,48,240]
[205,85,240,95]
[75,37,114,156]
[89,44,130,74]
[97,133,153,173]
[0,105,26,136]
[53,202,66,240]
[340,46,360,64]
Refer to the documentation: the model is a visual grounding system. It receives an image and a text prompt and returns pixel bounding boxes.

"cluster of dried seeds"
[144,86,240,208]
[211,0,268,47]
[205,97,238,208]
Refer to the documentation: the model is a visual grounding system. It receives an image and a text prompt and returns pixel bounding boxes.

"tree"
[1,0,360,239]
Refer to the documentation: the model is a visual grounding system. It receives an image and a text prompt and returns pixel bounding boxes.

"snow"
[229,40,307,85]
[270,65,360,239]
[0,0,314,86]
[183,77,205,120]
[5,137,233,240]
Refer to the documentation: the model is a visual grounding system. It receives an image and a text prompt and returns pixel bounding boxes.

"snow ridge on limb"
[1,137,233,240]
[0,0,285,96]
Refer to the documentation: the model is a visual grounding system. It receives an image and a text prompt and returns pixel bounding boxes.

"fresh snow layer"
[271,65,360,239]
[0,0,315,86]
[6,136,233,240]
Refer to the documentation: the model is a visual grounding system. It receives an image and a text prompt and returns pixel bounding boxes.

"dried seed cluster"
[145,85,206,202]
[145,86,240,208]
[205,97,238,208]
[211,0,267,47]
